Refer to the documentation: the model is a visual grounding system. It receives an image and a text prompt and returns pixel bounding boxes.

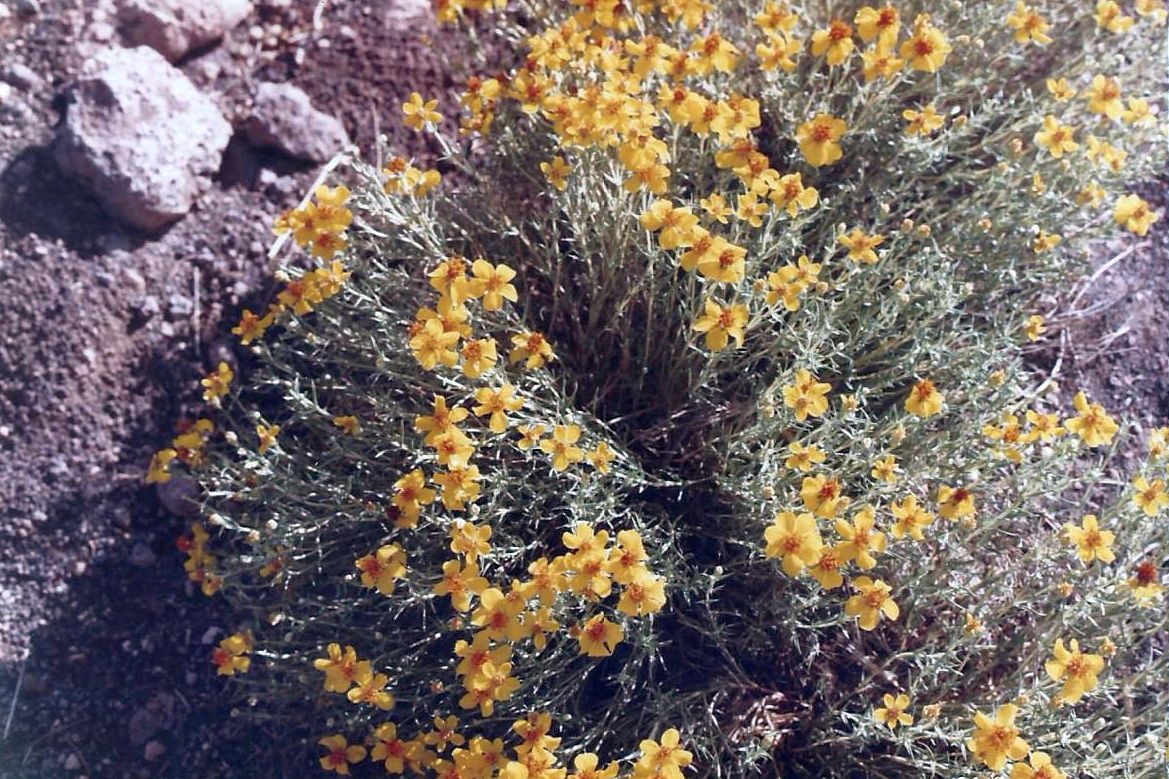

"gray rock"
[53,47,231,232]
[143,741,166,762]
[243,82,349,163]
[167,293,193,318]
[155,474,199,516]
[130,543,157,567]
[385,0,430,25]
[118,0,252,62]
[1,63,43,92]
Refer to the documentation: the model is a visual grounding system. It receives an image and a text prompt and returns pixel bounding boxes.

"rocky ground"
[0,0,466,776]
[0,1,1164,778]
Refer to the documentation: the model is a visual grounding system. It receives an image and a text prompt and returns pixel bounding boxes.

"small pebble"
[143,741,166,762]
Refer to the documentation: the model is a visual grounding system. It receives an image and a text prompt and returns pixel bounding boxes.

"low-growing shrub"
[148,1,1167,776]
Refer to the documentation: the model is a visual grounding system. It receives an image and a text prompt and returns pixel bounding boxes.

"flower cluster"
[159,0,1167,775]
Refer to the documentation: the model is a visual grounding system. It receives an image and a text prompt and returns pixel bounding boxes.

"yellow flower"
[763,510,824,576]
[936,485,975,521]
[1010,751,1066,779]
[964,612,983,635]
[690,31,740,74]
[1136,0,1168,21]
[800,474,845,518]
[1147,426,1169,459]
[145,448,177,484]
[860,43,904,82]
[754,1,798,33]
[966,704,1028,771]
[509,331,556,369]
[1006,1,1052,44]
[470,259,518,311]
[540,424,584,471]
[1132,475,1169,516]
[635,728,692,778]
[232,308,274,344]
[313,643,369,693]
[808,544,847,589]
[756,31,802,72]
[347,669,395,710]
[471,587,523,641]
[540,156,570,190]
[838,228,885,263]
[249,420,280,455]
[433,559,488,612]
[785,441,826,472]
[1095,0,1135,33]
[516,423,546,451]
[201,361,233,402]
[473,384,524,433]
[870,454,898,484]
[355,544,407,596]
[810,19,855,65]
[873,693,913,729]
[699,192,733,223]
[586,442,617,474]
[696,237,748,283]
[855,4,900,44]
[796,114,847,167]
[835,506,886,569]
[433,464,482,511]
[410,318,461,370]
[1113,194,1158,237]
[1032,229,1061,253]
[844,576,899,630]
[1045,638,1105,703]
[735,193,768,229]
[905,378,943,417]
[567,752,619,779]
[1046,78,1076,101]
[1023,314,1046,342]
[768,172,819,216]
[1121,97,1154,125]
[1085,74,1124,119]
[1126,559,1164,606]
[692,299,748,351]
[577,614,623,657]
[903,104,944,136]
[782,369,833,421]
[1062,514,1115,564]
[1033,116,1078,157]
[1064,391,1118,446]
[370,723,409,774]
[459,337,498,380]
[319,734,367,775]
[890,494,934,541]
[402,92,442,130]
[450,520,492,563]
[899,15,952,72]
[210,631,252,676]
[616,568,667,616]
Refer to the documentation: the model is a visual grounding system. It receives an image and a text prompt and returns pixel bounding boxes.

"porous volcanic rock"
[117,0,252,62]
[53,46,232,232]
[243,81,350,163]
